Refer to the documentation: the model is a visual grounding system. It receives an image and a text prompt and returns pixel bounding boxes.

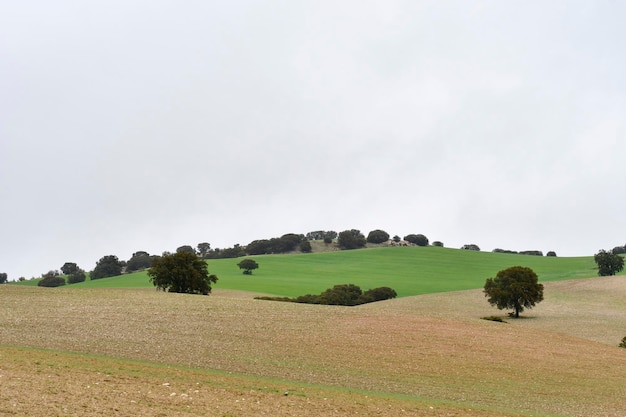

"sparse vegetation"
[619,336,626,348]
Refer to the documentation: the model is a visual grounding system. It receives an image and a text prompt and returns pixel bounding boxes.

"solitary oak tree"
[483,266,544,318]
[594,249,624,276]
[148,252,217,295]
[237,258,259,275]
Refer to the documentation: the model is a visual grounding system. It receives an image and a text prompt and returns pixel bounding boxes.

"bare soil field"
[1,277,625,417]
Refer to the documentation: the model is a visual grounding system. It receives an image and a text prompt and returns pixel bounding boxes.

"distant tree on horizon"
[197,242,211,258]
[176,245,196,254]
[367,229,390,244]
[91,255,123,280]
[0,272,7,284]
[404,234,428,246]
[126,251,153,272]
[337,229,367,250]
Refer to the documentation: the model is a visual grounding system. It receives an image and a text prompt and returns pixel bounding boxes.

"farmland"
[2,247,626,416]
[23,246,604,297]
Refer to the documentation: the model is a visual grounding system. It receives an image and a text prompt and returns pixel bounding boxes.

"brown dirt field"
[1,277,625,417]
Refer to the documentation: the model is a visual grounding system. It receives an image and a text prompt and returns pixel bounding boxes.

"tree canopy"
[0,272,7,284]
[38,270,66,287]
[594,249,625,276]
[60,262,79,275]
[337,229,367,250]
[148,252,218,295]
[237,258,259,275]
[483,266,544,318]
[91,255,123,280]
[404,234,429,246]
[367,229,390,244]
[126,251,154,272]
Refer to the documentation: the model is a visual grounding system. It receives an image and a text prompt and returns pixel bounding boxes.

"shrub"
[493,248,518,254]
[126,251,154,272]
[91,255,123,279]
[299,240,312,253]
[318,284,363,306]
[546,251,557,257]
[361,286,397,302]
[619,336,626,348]
[337,229,367,250]
[38,271,66,287]
[404,234,428,246]
[67,270,86,284]
[367,229,390,244]
[462,244,480,251]
[432,241,444,247]
[294,294,320,304]
[520,250,543,256]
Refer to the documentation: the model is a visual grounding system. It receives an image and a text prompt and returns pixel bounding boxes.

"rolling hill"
[53,246,603,297]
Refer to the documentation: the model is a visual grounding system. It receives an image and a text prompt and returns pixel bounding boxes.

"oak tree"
[148,252,217,295]
[483,266,544,318]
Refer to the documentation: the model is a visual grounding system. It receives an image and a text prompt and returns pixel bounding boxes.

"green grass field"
[28,246,605,297]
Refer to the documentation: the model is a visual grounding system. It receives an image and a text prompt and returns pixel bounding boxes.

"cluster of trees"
[245,234,309,255]
[492,249,556,257]
[256,284,398,306]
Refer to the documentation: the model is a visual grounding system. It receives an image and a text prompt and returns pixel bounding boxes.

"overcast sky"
[2,1,625,279]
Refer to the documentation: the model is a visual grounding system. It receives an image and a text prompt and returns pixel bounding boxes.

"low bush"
[38,271,66,287]
[67,270,86,284]
[619,336,626,349]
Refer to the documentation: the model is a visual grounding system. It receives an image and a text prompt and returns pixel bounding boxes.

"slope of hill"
[59,246,602,297]
[1,276,625,417]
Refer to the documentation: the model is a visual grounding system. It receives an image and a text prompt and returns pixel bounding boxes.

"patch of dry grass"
[1,277,626,417]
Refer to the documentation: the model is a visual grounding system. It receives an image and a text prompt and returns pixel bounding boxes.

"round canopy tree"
[594,249,625,276]
[148,252,218,295]
[483,266,544,318]
[237,258,259,275]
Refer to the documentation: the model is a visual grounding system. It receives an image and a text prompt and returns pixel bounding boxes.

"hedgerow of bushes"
[255,284,397,306]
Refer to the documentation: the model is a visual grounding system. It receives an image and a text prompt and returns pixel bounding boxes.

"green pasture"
[47,246,604,297]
